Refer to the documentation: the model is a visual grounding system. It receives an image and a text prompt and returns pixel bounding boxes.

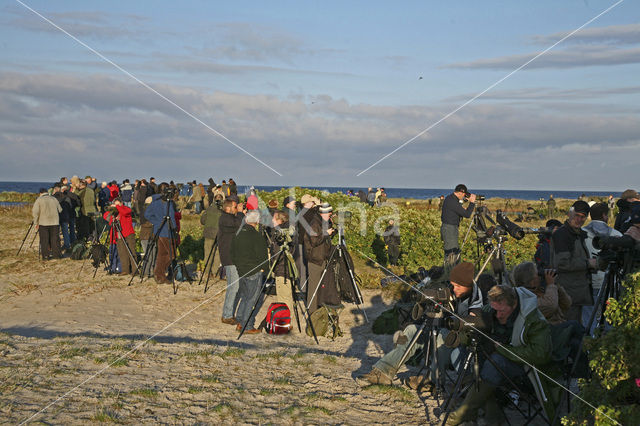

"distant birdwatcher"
[440,184,476,266]
[32,187,62,260]
[547,194,556,218]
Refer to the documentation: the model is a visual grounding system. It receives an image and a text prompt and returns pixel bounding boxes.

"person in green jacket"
[231,210,268,334]
[447,285,552,425]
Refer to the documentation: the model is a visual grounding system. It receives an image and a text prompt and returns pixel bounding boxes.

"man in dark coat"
[303,202,340,313]
[614,189,640,233]
[218,197,244,324]
[383,219,401,265]
[231,210,268,334]
[440,184,476,265]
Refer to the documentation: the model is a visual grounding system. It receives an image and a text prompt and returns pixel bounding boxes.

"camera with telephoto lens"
[161,186,177,201]
[443,314,488,348]
[411,284,453,320]
[272,226,294,246]
[496,210,525,240]
[593,235,640,272]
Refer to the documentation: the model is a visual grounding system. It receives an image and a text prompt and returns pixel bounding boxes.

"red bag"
[264,303,291,334]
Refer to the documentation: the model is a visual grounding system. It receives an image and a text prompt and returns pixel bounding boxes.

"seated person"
[358,262,483,389]
[446,285,552,426]
[512,261,572,325]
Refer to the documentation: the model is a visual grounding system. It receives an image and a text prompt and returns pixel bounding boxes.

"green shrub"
[562,272,640,425]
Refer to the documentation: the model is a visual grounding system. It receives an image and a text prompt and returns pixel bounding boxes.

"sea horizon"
[0,181,620,202]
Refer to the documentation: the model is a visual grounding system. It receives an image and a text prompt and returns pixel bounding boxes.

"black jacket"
[614,199,640,233]
[231,224,268,277]
[441,193,474,226]
[302,210,333,265]
[218,211,243,266]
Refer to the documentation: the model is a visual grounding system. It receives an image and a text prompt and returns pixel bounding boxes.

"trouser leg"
[222,265,240,319]
[39,226,49,259]
[50,225,61,259]
[306,262,323,313]
[374,324,421,378]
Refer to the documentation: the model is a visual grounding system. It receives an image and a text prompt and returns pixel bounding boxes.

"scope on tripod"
[496,210,525,240]
[593,235,636,251]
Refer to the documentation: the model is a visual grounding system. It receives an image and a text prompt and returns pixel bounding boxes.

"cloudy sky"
[1,0,638,191]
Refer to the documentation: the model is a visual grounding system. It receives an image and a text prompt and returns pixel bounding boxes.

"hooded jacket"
[552,222,592,306]
[200,204,222,240]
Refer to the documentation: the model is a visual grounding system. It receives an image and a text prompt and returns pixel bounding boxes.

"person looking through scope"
[446,285,552,426]
[441,184,476,266]
[357,262,482,389]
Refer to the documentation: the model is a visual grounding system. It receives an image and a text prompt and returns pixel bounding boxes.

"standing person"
[120,179,133,207]
[109,199,138,275]
[533,219,562,271]
[32,188,62,260]
[200,198,222,280]
[149,177,158,194]
[65,185,80,246]
[218,197,244,324]
[303,202,340,313]
[440,184,476,266]
[547,194,556,218]
[383,219,401,266]
[614,189,640,233]
[77,179,97,240]
[582,202,622,333]
[52,185,74,251]
[138,195,155,277]
[228,178,238,196]
[552,200,595,325]
[231,210,268,334]
[297,193,320,291]
[144,183,177,284]
[607,195,615,212]
[191,181,203,214]
[221,180,229,197]
[207,178,216,207]
[438,195,445,211]
[366,187,376,207]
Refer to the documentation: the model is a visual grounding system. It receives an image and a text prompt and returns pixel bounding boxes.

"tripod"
[111,219,139,275]
[474,234,511,285]
[17,222,35,255]
[130,198,191,294]
[306,225,367,322]
[199,235,218,293]
[396,315,447,399]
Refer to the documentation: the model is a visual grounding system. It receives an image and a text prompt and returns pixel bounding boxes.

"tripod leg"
[199,238,215,286]
[204,242,218,294]
[17,222,34,255]
[440,348,476,423]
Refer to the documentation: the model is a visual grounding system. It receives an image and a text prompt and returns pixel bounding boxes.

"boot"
[445,382,495,426]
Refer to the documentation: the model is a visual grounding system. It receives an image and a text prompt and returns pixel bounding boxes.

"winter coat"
[53,192,73,223]
[228,181,237,195]
[231,224,268,277]
[144,194,176,238]
[108,184,120,201]
[441,193,475,226]
[302,210,333,265]
[120,183,133,202]
[218,211,243,266]
[552,222,592,306]
[614,198,640,233]
[79,187,97,216]
[32,193,62,226]
[383,224,401,247]
[583,220,622,290]
[534,284,572,325]
[200,205,222,240]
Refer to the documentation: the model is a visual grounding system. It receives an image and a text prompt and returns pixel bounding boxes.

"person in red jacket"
[108,181,120,202]
[104,199,138,275]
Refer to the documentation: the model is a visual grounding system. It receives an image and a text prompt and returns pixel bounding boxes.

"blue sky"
[1,0,639,191]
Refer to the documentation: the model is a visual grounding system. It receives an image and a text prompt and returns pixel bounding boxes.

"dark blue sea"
[0,181,616,201]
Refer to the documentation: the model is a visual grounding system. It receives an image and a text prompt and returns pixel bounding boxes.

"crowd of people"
[28,177,640,423]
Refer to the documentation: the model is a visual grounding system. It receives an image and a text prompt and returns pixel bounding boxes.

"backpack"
[306,304,343,340]
[70,241,89,260]
[89,243,108,268]
[264,303,291,334]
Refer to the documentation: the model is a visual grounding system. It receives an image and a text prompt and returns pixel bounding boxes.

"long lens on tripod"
[496,210,524,240]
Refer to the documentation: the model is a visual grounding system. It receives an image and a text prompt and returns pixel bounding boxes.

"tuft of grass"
[273,375,294,386]
[211,402,230,413]
[219,348,245,359]
[290,350,306,360]
[184,349,215,359]
[60,347,89,359]
[255,351,285,361]
[303,405,332,416]
[187,386,205,394]
[303,392,321,402]
[363,384,414,403]
[330,396,347,402]
[323,355,337,364]
[92,408,119,422]
[200,374,221,383]
[94,356,129,367]
[259,388,275,396]
[129,388,159,398]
